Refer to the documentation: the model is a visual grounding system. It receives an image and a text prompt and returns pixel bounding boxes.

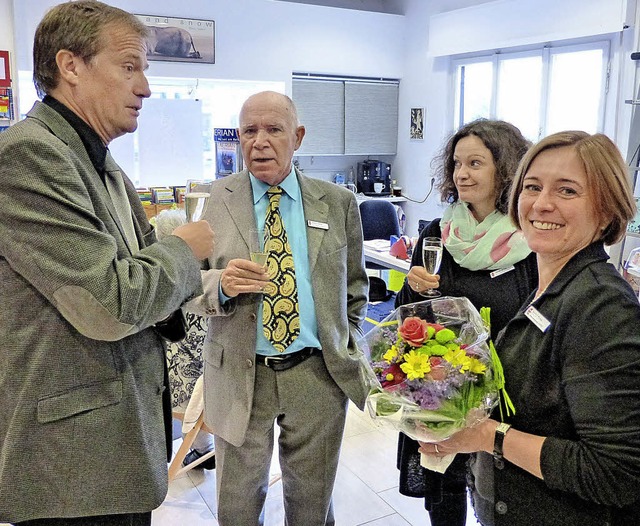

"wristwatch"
[493,422,512,459]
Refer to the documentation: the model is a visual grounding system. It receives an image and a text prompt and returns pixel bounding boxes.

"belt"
[256,347,320,372]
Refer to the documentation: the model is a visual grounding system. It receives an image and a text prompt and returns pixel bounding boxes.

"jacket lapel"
[298,172,328,272]
[104,152,139,253]
[221,171,258,252]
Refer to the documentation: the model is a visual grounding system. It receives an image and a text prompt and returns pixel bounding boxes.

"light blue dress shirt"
[220,168,321,356]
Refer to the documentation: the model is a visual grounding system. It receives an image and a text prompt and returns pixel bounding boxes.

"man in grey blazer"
[192,91,370,525]
[0,2,214,525]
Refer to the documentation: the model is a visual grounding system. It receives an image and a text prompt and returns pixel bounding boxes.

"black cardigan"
[394,217,538,507]
[471,242,640,525]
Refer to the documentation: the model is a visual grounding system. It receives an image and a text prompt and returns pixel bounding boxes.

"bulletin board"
[137,98,204,187]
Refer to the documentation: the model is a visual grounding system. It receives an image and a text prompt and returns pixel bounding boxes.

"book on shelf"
[214,128,242,176]
[149,187,175,204]
[172,186,186,204]
[136,188,153,206]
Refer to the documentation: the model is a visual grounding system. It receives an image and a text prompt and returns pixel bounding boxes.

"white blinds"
[344,82,398,155]
[293,79,345,155]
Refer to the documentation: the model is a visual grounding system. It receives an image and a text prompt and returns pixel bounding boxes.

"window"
[453,40,610,141]
[17,72,284,186]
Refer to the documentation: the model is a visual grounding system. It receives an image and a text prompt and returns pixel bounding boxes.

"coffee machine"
[356,160,392,196]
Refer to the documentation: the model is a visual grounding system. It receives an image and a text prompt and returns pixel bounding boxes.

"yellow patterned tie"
[262,186,300,352]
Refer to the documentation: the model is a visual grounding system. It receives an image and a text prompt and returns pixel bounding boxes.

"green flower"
[435,328,456,344]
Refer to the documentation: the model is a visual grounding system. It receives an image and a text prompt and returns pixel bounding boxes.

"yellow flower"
[443,346,472,372]
[383,345,400,363]
[468,357,487,374]
[400,350,431,380]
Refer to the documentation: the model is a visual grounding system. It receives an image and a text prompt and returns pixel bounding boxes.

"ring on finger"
[415,281,420,291]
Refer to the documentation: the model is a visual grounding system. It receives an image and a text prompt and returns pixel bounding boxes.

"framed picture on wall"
[135,15,215,64]
[0,50,11,88]
[410,107,424,140]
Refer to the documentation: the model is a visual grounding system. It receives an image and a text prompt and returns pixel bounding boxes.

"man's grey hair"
[155,209,187,240]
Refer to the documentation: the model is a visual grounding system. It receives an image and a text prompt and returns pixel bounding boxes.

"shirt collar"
[250,167,298,204]
[43,95,108,176]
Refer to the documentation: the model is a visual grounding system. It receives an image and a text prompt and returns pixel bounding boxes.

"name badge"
[525,305,551,333]
[307,220,329,230]
[490,265,515,279]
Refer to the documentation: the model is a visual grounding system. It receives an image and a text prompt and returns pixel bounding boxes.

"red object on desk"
[389,238,409,260]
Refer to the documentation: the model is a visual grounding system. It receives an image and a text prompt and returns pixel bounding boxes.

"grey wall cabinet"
[292,78,398,156]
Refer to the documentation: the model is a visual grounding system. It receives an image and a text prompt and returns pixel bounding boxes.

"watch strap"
[493,422,512,459]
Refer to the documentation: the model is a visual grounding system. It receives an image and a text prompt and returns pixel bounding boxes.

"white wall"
[12,0,405,89]
[10,0,406,185]
[395,0,640,236]
[9,0,640,238]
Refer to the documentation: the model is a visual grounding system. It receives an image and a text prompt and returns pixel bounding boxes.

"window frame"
[451,38,612,141]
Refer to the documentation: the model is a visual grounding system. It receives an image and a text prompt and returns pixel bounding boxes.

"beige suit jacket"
[194,169,370,446]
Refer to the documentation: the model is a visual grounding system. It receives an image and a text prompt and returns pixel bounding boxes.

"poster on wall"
[410,107,424,140]
[214,128,242,178]
[135,15,215,64]
[0,50,11,88]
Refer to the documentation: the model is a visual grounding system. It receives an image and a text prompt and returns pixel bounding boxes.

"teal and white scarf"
[440,202,531,271]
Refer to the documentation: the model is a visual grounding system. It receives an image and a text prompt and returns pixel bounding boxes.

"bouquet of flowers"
[360,297,502,451]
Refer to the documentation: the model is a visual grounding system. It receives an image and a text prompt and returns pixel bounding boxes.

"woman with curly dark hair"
[394,119,538,525]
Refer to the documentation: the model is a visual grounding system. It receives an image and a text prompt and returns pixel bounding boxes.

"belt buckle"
[263,355,285,368]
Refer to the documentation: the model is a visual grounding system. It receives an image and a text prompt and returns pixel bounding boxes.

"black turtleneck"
[43,95,108,183]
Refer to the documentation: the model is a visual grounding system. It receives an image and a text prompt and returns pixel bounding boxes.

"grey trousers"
[214,354,348,526]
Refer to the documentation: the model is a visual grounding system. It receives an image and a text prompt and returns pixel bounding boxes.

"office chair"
[359,199,402,271]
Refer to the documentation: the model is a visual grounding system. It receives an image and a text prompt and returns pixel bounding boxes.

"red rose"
[398,317,430,347]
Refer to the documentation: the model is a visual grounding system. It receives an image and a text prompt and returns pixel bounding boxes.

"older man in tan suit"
[193,91,370,525]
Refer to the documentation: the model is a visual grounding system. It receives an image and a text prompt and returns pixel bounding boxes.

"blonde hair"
[508,131,636,245]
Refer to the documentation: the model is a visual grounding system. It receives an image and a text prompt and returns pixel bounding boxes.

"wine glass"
[184,180,212,222]
[421,237,443,297]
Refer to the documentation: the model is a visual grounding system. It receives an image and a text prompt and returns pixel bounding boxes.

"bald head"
[237,91,305,186]
[240,91,299,128]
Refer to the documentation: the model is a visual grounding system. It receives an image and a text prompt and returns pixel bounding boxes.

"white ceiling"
[272,0,406,15]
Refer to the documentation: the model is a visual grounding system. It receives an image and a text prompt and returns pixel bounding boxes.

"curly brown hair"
[432,119,531,214]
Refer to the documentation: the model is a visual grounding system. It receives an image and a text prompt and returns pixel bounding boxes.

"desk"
[356,194,407,205]
[364,245,411,273]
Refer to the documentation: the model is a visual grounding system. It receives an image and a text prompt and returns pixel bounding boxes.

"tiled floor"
[153,403,482,526]
[0,407,481,526]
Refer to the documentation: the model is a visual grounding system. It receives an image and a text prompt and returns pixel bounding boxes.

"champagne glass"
[249,228,268,267]
[421,237,443,297]
[184,179,212,222]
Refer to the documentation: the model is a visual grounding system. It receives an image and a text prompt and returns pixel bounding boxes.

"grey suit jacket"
[193,169,370,447]
[0,102,203,522]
